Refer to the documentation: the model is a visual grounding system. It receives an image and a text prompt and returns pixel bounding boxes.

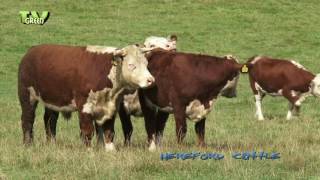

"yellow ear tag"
[241,65,248,73]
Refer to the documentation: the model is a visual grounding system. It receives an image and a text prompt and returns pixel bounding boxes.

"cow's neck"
[107,63,125,96]
[83,63,126,125]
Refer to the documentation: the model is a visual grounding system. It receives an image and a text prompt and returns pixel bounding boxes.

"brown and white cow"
[18,44,154,150]
[143,35,177,51]
[118,39,240,146]
[246,56,320,120]
[134,50,243,151]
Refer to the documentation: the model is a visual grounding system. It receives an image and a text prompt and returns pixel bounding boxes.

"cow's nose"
[147,77,155,86]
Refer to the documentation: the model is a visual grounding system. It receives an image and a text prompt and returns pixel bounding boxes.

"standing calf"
[246,56,320,120]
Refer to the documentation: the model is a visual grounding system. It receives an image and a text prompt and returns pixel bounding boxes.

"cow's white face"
[311,74,320,97]
[114,45,154,89]
[144,36,176,51]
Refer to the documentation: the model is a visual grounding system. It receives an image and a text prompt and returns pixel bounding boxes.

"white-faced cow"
[86,35,177,56]
[116,35,177,145]
[135,50,243,151]
[18,44,154,150]
[246,56,320,120]
[144,35,177,51]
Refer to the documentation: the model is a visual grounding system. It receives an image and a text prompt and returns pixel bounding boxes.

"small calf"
[246,56,320,120]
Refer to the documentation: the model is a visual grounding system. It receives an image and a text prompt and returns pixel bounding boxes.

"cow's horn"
[140,47,153,53]
[113,49,126,56]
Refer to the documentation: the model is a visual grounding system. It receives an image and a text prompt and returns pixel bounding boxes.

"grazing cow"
[18,44,154,150]
[134,50,243,151]
[245,56,320,120]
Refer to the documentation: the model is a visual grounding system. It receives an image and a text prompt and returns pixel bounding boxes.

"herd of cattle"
[18,35,320,151]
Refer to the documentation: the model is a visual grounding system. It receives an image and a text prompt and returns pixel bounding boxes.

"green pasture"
[1,0,320,179]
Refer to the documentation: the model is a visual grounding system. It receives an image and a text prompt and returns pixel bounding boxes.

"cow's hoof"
[124,140,131,147]
[105,143,116,152]
[148,141,156,152]
[198,143,206,148]
[86,147,93,152]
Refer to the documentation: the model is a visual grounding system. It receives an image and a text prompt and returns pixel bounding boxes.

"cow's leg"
[118,102,133,146]
[172,102,187,144]
[155,111,169,146]
[249,79,265,120]
[95,122,105,147]
[293,105,300,116]
[282,89,300,120]
[195,118,206,147]
[254,92,265,121]
[19,86,38,145]
[78,112,94,147]
[138,90,157,151]
[287,103,294,120]
[143,108,157,151]
[43,108,59,142]
[101,116,116,151]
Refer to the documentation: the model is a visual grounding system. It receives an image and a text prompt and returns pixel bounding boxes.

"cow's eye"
[128,64,136,71]
[166,45,170,48]
[150,45,155,48]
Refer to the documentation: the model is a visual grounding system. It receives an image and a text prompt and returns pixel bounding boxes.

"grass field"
[1,0,320,179]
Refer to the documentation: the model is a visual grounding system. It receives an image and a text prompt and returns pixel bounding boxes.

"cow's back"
[247,57,314,92]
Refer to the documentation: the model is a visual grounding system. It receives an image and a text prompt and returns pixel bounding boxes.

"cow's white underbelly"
[123,91,143,116]
[28,87,77,112]
[254,82,283,96]
[144,97,215,123]
[185,99,215,122]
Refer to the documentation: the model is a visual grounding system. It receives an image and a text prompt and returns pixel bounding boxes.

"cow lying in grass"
[245,56,320,120]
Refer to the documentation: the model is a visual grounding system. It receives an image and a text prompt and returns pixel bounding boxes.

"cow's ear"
[112,56,122,66]
[112,49,126,65]
[135,43,145,48]
[140,47,153,53]
[113,48,127,57]
[169,34,177,42]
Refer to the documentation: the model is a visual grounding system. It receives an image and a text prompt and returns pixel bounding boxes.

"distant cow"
[246,56,320,120]
[86,35,177,55]
[144,35,177,51]
[135,50,243,151]
[18,44,154,150]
